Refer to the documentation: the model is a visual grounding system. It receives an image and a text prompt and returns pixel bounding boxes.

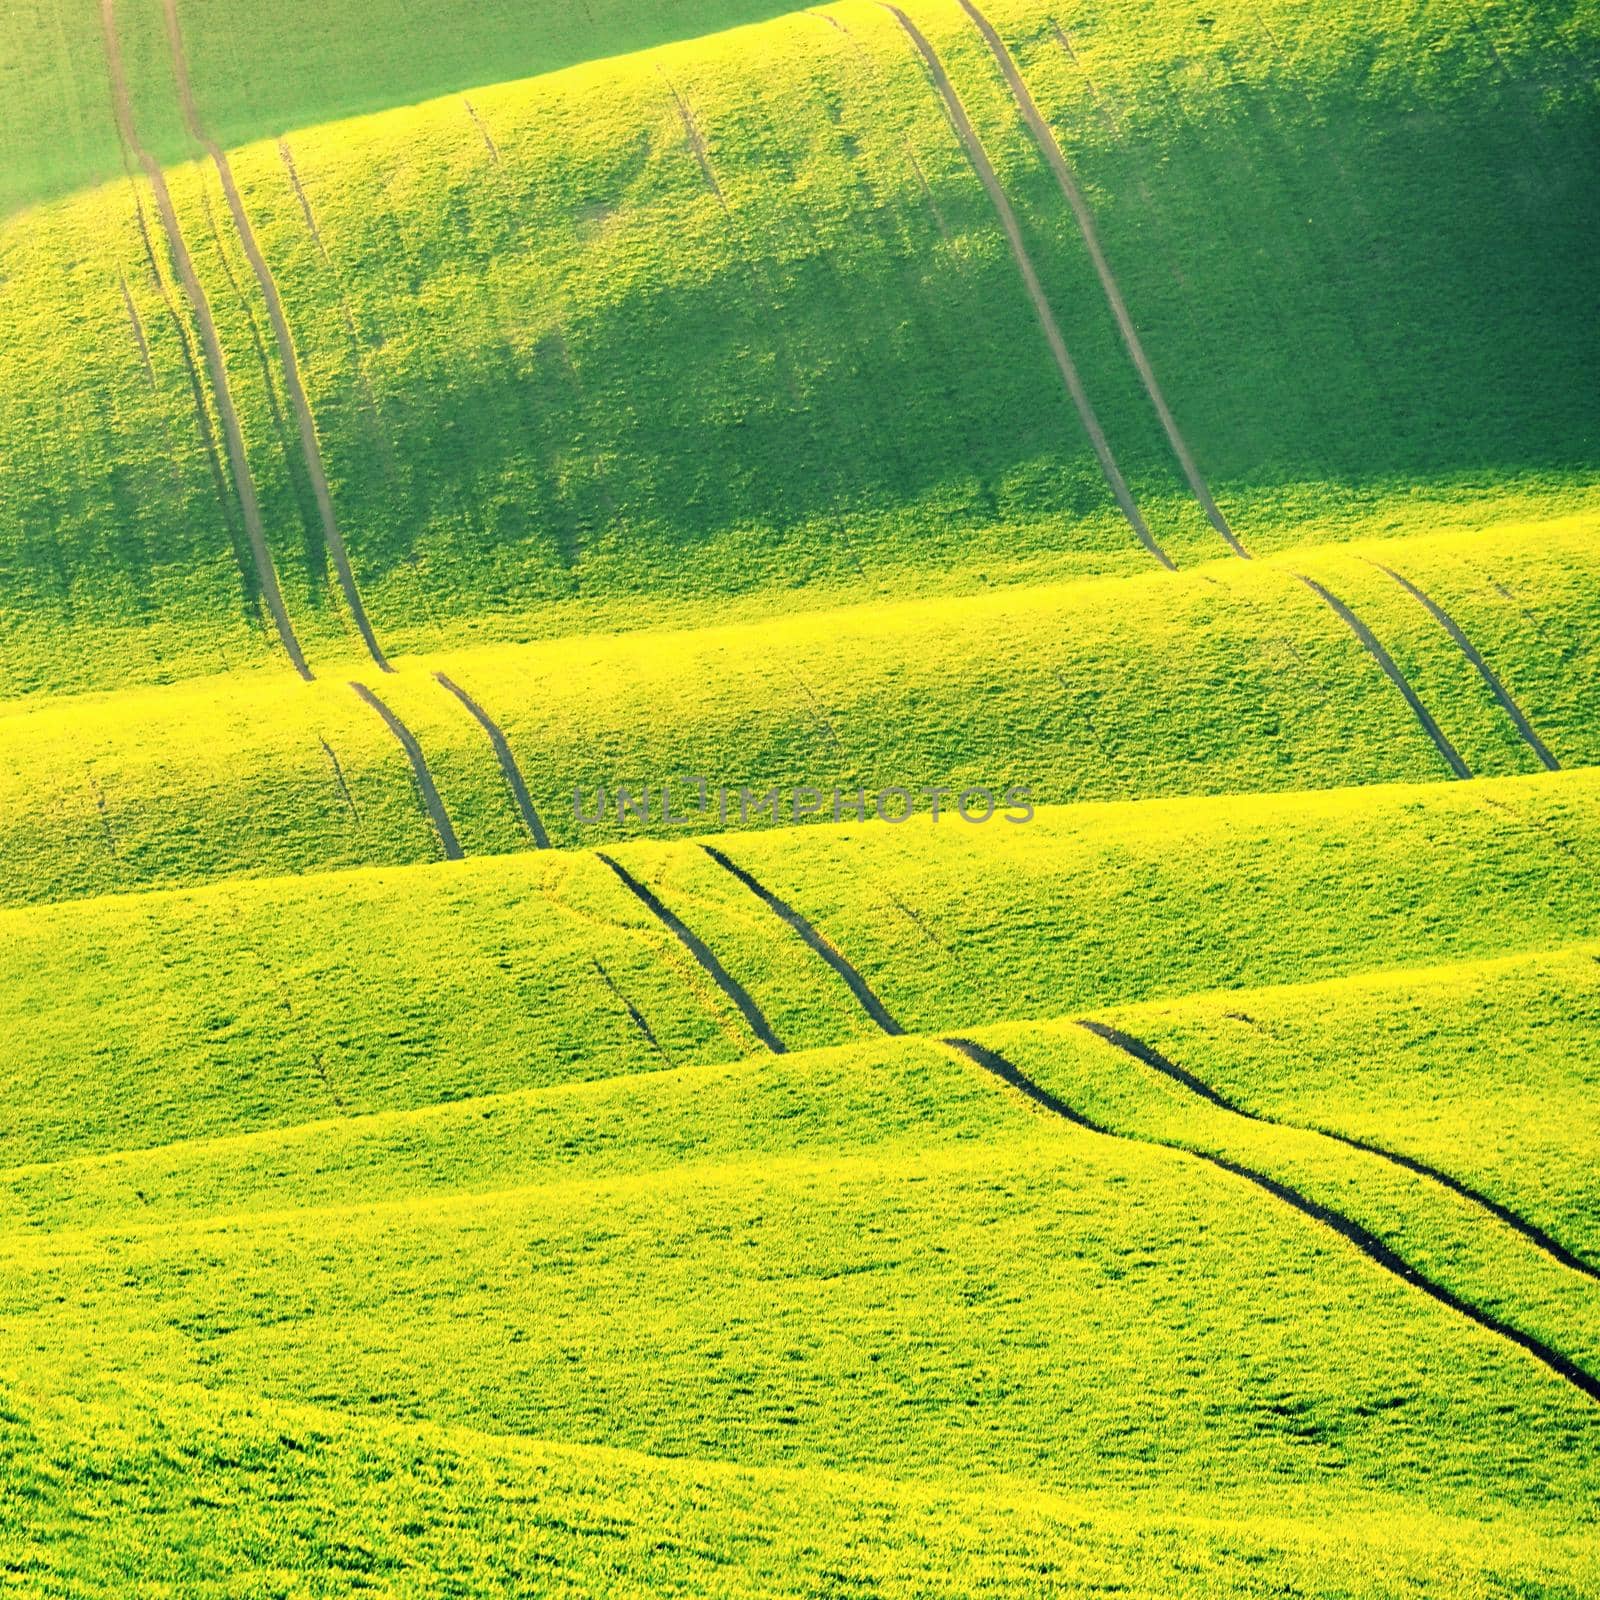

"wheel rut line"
[433,671,550,848]
[98,0,310,680]
[595,855,787,1055]
[128,187,244,570]
[947,1036,1600,1405]
[348,682,463,861]
[881,4,1174,570]
[318,738,360,819]
[661,72,726,205]
[955,0,1247,559]
[159,0,392,675]
[1369,562,1560,772]
[117,272,157,386]
[461,98,502,165]
[1077,1019,1600,1283]
[702,844,904,1035]
[1294,574,1471,779]
[590,957,670,1063]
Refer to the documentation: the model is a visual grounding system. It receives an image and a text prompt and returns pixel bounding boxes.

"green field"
[1,0,1596,1590]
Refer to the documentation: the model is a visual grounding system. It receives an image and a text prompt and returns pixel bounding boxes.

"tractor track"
[956,0,1247,559]
[949,1035,1600,1405]
[1078,1019,1600,1283]
[591,957,670,1062]
[99,0,310,679]
[127,189,244,574]
[702,844,904,1035]
[160,0,392,674]
[882,4,1173,569]
[433,671,550,848]
[117,273,157,386]
[1370,563,1560,771]
[596,854,787,1054]
[1295,574,1471,780]
[349,683,463,861]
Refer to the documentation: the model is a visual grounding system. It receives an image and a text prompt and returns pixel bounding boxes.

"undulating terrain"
[1,0,1597,1592]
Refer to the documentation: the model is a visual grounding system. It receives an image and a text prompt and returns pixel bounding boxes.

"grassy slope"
[0,0,801,219]
[2,972,1598,1580]
[2,0,1597,1587]
[1,0,1596,696]
[4,766,1599,1167]
[2,518,1594,907]
[3,940,1593,1250]
[5,1378,1591,1600]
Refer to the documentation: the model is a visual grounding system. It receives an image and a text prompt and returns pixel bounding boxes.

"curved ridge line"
[946,1035,1600,1405]
[1076,1019,1600,1283]
[160,0,391,674]
[954,0,1247,559]
[1295,574,1471,779]
[702,844,904,1035]
[596,854,787,1054]
[98,0,310,680]
[881,4,1174,569]
[349,683,463,860]
[1370,563,1560,772]
[433,672,550,848]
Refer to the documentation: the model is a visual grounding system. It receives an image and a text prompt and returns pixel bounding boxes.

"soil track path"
[99,0,310,679]
[884,5,1174,569]
[1295,574,1471,779]
[433,671,550,848]
[950,1035,1600,1405]
[349,683,463,860]
[1079,1019,1600,1283]
[702,844,904,1034]
[1372,563,1560,771]
[597,855,787,1054]
[160,0,391,673]
[956,0,1247,559]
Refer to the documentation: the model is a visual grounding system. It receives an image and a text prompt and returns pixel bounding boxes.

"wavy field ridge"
[0,0,1596,1591]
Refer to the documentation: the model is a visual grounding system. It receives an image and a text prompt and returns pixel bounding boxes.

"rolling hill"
[0,0,1596,1592]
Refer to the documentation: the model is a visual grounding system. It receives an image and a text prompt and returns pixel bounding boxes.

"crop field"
[0,0,1596,1591]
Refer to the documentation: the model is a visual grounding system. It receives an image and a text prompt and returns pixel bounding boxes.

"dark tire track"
[99,0,310,680]
[702,844,904,1035]
[161,0,392,674]
[1371,563,1560,772]
[949,1035,1600,1405]
[1295,574,1471,779]
[663,74,726,204]
[127,188,251,603]
[955,0,1247,559]
[882,4,1174,569]
[462,98,502,165]
[434,671,550,848]
[318,738,360,819]
[117,273,157,387]
[596,854,786,1054]
[1078,1019,1600,1283]
[349,683,463,861]
[591,957,670,1062]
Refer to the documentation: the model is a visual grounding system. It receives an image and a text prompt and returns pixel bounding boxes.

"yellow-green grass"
[7,937,1591,1251]
[4,941,1596,1363]
[4,1378,1593,1600]
[5,935,1599,1584]
[3,519,1594,908]
[5,766,1600,1169]
[1,1084,1596,1518]
[0,0,803,219]
[3,0,1597,695]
